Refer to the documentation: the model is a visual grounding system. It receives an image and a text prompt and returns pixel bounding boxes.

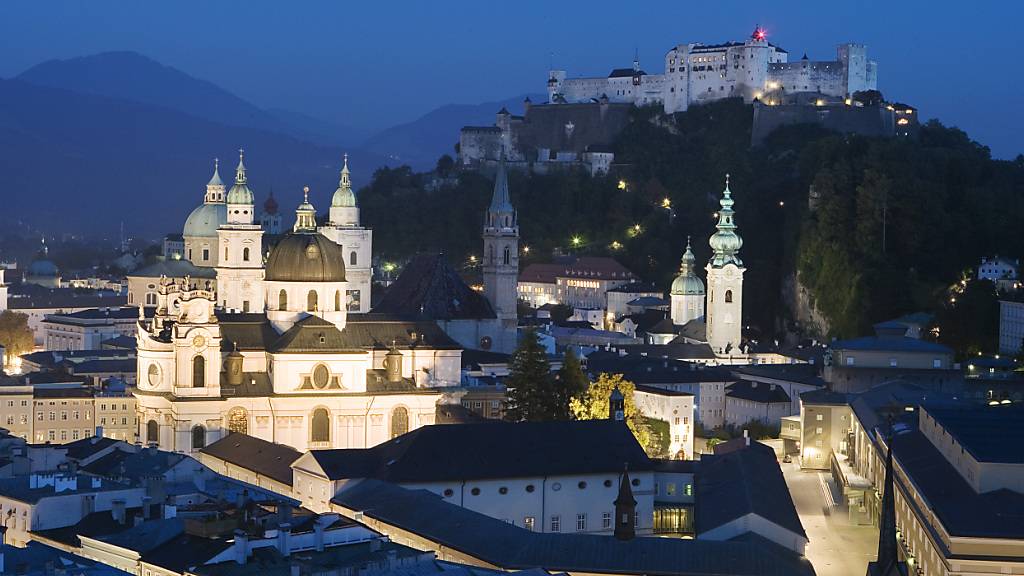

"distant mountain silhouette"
[16,51,361,147]
[0,78,384,237]
[361,93,546,170]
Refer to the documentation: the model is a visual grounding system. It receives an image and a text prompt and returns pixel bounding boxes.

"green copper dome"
[671,238,705,295]
[226,151,254,205]
[708,176,743,268]
[331,154,356,208]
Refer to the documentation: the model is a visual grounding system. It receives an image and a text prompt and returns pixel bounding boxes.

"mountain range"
[0,51,537,237]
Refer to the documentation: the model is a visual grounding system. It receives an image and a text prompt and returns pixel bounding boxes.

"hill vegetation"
[359,99,1024,351]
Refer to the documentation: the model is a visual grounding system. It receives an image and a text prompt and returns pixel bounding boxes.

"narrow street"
[781,462,879,576]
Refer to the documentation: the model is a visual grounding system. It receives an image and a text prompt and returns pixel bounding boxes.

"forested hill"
[358,99,1024,349]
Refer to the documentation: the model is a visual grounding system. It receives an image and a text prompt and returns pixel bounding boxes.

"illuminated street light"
[617,180,628,191]
[571,235,582,247]
[609,241,623,250]
[522,245,530,254]
[661,198,672,209]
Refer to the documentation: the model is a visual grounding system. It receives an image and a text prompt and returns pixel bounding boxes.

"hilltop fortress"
[459,27,910,173]
[548,26,877,113]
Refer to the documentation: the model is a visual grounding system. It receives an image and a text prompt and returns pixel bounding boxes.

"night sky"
[1,0,1021,158]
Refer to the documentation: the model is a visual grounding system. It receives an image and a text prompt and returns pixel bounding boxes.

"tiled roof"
[831,335,952,354]
[307,420,651,482]
[373,254,496,320]
[200,432,301,486]
[128,259,217,279]
[924,404,1024,464]
[726,380,791,404]
[333,480,815,575]
[696,441,805,539]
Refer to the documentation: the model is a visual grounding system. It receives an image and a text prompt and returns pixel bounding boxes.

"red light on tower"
[752,26,767,41]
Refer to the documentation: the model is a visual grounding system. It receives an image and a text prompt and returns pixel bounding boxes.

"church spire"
[234,149,247,185]
[490,155,514,214]
[613,465,637,541]
[208,158,223,187]
[708,174,743,268]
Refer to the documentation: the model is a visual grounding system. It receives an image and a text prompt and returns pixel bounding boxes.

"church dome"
[183,203,227,238]
[708,176,743,268]
[226,152,254,205]
[670,238,705,295]
[671,273,705,295]
[265,232,346,282]
[331,154,356,208]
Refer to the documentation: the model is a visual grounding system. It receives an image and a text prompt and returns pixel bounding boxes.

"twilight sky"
[1,0,1021,158]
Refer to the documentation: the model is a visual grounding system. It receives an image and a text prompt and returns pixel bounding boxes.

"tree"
[504,329,554,421]
[570,373,652,455]
[435,154,455,177]
[552,348,588,420]
[0,311,34,368]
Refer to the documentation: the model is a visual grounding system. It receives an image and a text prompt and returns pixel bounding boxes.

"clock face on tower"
[193,335,206,349]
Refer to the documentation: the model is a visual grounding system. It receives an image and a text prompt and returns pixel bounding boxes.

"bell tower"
[705,175,745,355]
[482,157,519,349]
[217,150,265,313]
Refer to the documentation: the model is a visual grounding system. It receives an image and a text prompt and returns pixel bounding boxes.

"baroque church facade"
[135,152,518,454]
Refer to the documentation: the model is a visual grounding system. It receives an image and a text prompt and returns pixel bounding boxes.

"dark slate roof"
[7,285,127,310]
[199,432,302,485]
[676,319,707,342]
[892,430,1024,539]
[63,436,122,460]
[101,335,138,349]
[129,259,217,279]
[333,480,814,576]
[585,350,733,384]
[306,420,651,482]
[923,404,1024,464]
[646,317,677,335]
[731,364,825,387]
[373,254,496,320]
[799,388,849,405]
[726,380,791,404]
[625,296,668,308]
[435,403,490,424]
[218,314,280,351]
[831,335,952,354]
[696,441,806,539]
[140,532,232,573]
[0,474,134,504]
[608,68,646,78]
[607,282,660,294]
[66,359,137,374]
[81,448,187,480]
[461,349,512,370]
[635,384,693,397]
[21,349,135,369]
[45,306,139,322]
[617,309,668,334]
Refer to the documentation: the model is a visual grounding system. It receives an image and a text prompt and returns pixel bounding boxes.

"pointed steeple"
[486,155,516,229]
[613,465,637,541]
[294,186,317,233]
[867,433,908,576]
[205,158,226,203]
[234,149,247,185]
[208,158,223,187]
[708,174,743,268]
[331,153,356,208]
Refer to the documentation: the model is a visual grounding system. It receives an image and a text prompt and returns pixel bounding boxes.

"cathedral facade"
[135,152,518,453]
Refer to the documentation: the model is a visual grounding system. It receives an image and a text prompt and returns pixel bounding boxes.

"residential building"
[723,380,791,428]
[518,257,637,310]
[42,307,138,351]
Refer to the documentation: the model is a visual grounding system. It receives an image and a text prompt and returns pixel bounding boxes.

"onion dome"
[671,237,705,295]
[27,258,58,278]
[708,175,743,268]
[226,149,254,205]
[263,191,279,215]
[265,232,346,282]
[331,153,356,208]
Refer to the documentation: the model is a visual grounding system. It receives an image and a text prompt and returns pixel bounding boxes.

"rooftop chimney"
[111,499,126,525]
[233,529,249,565]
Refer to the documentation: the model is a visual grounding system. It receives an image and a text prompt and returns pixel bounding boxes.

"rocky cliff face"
[782,270,832,339]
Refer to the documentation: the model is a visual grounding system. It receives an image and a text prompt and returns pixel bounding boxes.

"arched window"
[311,408,330,443]
[146,420,158,443]
[145,293,157,306]
[243,247,250,262]
[224,247,229,261]
[227,407,248,434]
[307,290,318,312]
[503,246,511,265]
[191,425,206,449]
[192,356,205,388]
[278,289,288,310]
[350,251,357,266]
[334,290,341,311]
[391,406,409,439]
[725,290,733,303]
